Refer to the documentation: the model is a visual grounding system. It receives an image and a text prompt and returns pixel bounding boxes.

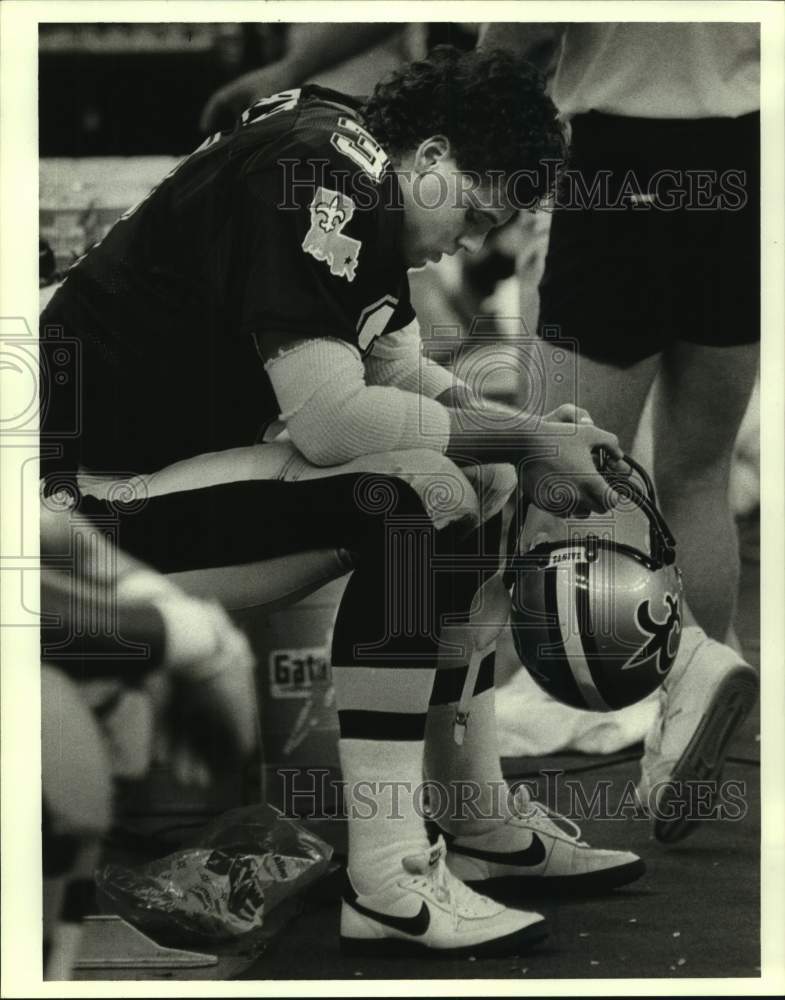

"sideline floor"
[96,515,762,983]
[239,752,759,981]
[239,515,761,981]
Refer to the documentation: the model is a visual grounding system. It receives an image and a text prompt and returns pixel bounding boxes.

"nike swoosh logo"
[346,899,430,936]
[448,833,547,867]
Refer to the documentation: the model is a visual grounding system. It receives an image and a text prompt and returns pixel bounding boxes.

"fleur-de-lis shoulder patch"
[302,187,361,282]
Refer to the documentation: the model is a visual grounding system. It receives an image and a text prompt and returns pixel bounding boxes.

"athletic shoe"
[442,786,645,896]
[635,628,759,844]
[339,836,548,958]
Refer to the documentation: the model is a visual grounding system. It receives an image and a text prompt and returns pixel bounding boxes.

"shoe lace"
[407,837,493,927]
[510,785,589,846]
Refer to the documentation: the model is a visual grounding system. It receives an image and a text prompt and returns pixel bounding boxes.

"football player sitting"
[42,46,659,957]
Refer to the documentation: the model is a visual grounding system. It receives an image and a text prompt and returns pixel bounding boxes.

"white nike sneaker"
[443,786,645,896]
[635,627,759,844]
[340,836,548,958]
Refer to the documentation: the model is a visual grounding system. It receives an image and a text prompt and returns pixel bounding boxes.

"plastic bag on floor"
[96,804,332,943]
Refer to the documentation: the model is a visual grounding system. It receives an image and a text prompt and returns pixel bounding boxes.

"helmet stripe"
[541,564,587,709]
[574,559,613,701]
[555,561,611,712]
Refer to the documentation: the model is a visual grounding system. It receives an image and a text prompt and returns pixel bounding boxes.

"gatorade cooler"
[235,577,348,818]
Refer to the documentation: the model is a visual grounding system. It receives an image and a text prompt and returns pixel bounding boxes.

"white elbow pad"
[265,337,451,466]
[365,320,466,399]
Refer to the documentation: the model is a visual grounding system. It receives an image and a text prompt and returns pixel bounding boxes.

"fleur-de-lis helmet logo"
[623,592,681,675]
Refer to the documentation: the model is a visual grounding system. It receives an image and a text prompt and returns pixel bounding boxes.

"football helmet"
[509,453,683,712]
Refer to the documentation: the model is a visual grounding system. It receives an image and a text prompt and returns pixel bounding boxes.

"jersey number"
[331,117,389,182]
[357,296,399,352]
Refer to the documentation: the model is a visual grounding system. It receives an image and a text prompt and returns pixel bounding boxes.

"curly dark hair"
[361,45,566,194]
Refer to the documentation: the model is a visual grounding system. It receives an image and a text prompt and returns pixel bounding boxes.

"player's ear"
[411,135,451,173]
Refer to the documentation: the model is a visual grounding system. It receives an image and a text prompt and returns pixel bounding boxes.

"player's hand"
[541,405,628,488]
[520,420,624,517]
[200,62,294,133]
[543,403,594,425]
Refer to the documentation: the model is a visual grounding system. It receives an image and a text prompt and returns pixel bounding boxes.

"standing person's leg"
[633,110,761,841]
[509,110,760,846]
[634,340,760,843]
[520,345,661,550]
[523,110,757,630]
[537,351,660,455]
[520,315,758,847]
[653,108,760,643]
[653,340,759,641]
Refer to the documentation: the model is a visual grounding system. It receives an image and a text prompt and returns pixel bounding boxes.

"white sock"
[332,665,435,895]
[424,629,513,837]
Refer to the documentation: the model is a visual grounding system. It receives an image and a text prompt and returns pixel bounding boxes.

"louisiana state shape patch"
[301,186,361,282]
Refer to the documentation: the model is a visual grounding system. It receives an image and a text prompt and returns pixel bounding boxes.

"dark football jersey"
[44,86,415,472]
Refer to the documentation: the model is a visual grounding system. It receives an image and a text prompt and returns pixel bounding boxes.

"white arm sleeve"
[264,337,451,467]
[364,320,468,400]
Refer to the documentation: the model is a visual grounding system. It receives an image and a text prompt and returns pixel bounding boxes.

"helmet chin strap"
[453,571,512,746]
[453,498,529,746]
[597,454,677,568]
